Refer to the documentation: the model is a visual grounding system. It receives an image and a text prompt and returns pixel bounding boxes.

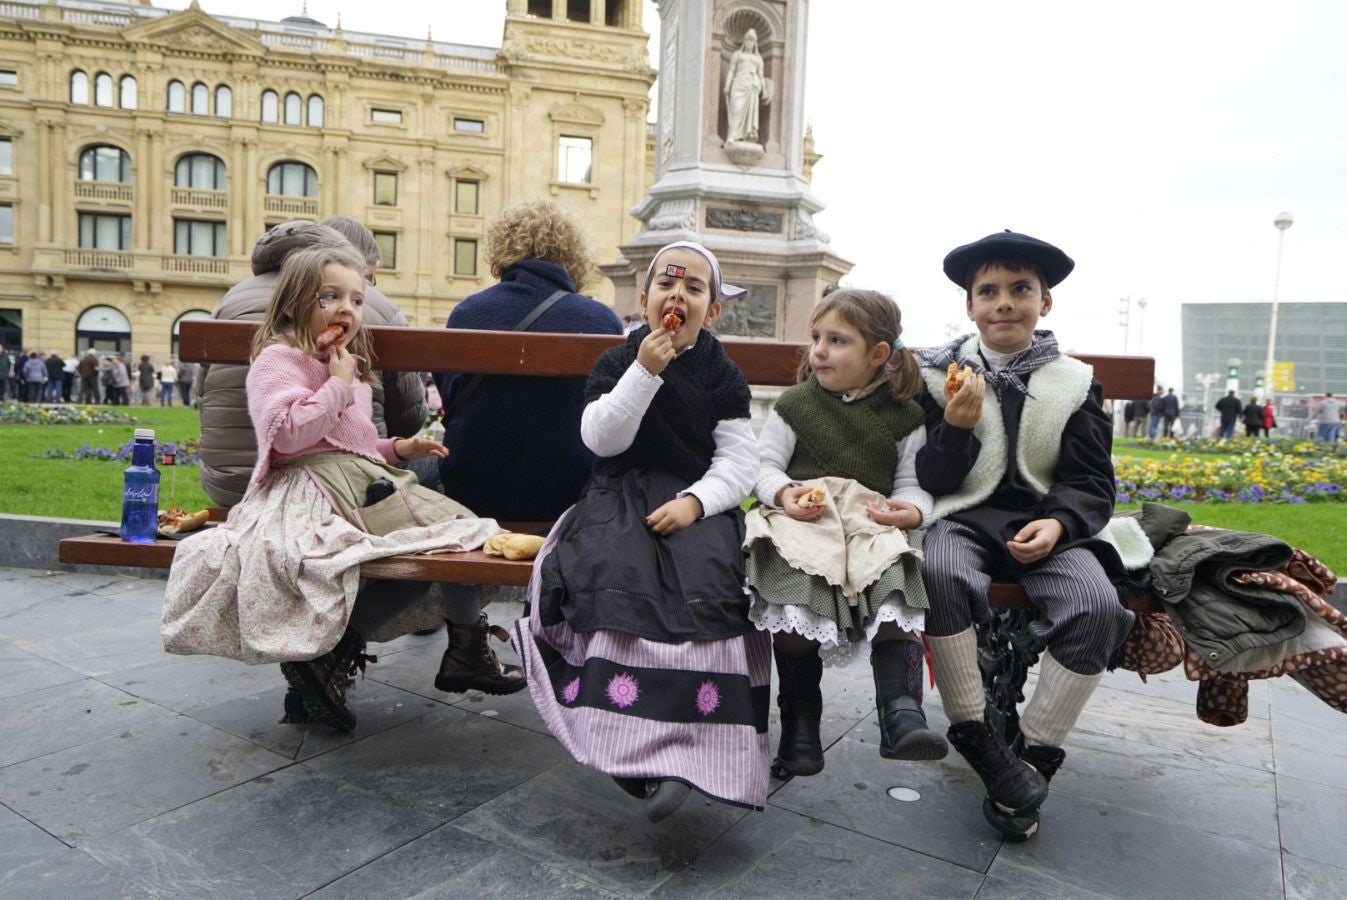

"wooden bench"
[58,318,1158,741]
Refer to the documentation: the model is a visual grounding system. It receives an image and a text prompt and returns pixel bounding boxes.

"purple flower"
[605,673,640,709]
[695,680,721,716]
[561,677,580,704]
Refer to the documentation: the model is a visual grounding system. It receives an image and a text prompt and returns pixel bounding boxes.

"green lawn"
[1112,438,1248,463]
[1118,502,1343,577]
[0,405,211,521]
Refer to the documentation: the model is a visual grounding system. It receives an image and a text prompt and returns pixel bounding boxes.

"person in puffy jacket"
[22,351,47,402]
[197,220,427,506]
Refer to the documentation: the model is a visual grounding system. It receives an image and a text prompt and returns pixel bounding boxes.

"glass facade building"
[1181,302,1347,395]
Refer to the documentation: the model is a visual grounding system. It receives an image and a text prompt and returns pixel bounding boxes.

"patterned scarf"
[915,330,1061,398]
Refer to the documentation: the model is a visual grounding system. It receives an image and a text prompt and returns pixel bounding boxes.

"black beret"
[943,230,1075,289]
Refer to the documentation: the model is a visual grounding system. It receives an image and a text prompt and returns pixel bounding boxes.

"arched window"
[283,91,302,126]
[190,82,209,116]
[171,310,212,358]
[94,72,113,107]
[119,75,137,109]
[215,85,232,118]
[260,89,278,123]
[266,161,317,197]
[167,79,185,113]
[174,153,226,190]
[79,145,131,182]
[70,70,89,105]
[75,305,133,356]
[307,94,324,128]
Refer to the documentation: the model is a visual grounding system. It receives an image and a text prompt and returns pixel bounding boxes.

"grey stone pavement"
[3,564,1347,900]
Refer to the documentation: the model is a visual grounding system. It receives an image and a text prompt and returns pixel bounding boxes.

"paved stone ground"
[3,565,1346,899]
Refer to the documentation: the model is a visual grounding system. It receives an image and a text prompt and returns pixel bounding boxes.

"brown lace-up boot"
[279,627,377,733]
[434,615,526,695]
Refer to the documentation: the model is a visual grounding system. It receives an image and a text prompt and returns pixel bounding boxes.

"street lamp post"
[1136,297,1148,354]
[1262,211,1294,402]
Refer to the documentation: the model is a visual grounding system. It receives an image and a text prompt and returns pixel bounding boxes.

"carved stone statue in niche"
[714,284,777,338]
[723,28,771,145]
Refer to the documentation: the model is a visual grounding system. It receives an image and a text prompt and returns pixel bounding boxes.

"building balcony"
[74,181,133,203]
[171,188,228,209]
[264,194,319,217]
[162,254,229,275]
[64,248,132,269]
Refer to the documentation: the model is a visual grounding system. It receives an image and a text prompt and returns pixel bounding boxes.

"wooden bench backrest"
[179,320,1155,399]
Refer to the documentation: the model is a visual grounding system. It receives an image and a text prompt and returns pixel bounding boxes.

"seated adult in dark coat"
[436,200,623,521]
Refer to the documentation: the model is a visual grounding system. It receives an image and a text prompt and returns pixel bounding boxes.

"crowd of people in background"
[1119,382,1342,443]
[0,343,196,407]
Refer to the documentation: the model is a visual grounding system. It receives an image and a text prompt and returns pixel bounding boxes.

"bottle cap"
[134,428,155,441]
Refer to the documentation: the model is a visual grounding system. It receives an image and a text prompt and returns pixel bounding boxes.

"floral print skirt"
[161,453,498,665]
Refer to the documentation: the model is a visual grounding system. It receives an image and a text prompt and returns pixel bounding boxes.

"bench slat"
[56,534,1160,612]
[177,320,1154,398]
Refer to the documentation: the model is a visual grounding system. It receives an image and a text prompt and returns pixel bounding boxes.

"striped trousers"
[922,519,1134,674]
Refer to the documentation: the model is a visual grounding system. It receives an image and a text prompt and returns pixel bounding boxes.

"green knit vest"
[774,375,924,494]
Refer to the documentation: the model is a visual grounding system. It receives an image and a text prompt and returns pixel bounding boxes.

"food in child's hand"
[158,508,209,534]
[483,533,545,561]
[661,310,686,333]
[315,323,345,352]
[797,486,828,509]
[945,363,974,394]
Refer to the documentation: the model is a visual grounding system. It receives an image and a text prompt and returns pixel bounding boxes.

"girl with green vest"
[745,288,947,777]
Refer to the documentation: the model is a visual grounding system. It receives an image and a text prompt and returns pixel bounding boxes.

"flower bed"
[0,402,140,426]
[1115,447,1346,505]
[1139,434,1346,458]
[35,437,200,466]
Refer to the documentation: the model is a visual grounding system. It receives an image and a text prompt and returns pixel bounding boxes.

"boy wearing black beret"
[914,231,1133,841]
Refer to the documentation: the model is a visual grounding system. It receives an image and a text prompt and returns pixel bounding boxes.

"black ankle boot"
[278,627,376,733]
[772,646,824,777]
[947,720,1049,815]
[872,640,948,761]
[982,742,1067,841]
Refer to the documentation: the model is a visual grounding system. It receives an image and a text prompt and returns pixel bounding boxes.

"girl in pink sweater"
[163,244,521,732]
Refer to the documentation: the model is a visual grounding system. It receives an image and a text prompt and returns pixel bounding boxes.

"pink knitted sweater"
[246,342,398,485]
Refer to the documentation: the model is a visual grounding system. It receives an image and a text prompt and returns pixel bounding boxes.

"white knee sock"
[1019,651,1102,748]
[927,627,985,725]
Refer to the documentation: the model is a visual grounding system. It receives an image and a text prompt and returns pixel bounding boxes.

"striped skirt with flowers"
[511,471,771,810]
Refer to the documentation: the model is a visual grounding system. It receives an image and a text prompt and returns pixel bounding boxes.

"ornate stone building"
[0,0,653,358]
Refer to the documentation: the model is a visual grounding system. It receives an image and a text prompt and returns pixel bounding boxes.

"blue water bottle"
[120,428,160,543]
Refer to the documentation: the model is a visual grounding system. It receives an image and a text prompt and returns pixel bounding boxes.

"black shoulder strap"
[441,289,570,421]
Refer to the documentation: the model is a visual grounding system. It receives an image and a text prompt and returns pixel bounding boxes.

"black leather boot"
[982,742,1066,841]
[772,646,824,777]
[872,640,948,761]
[278,627,376,733]
[947,720,1049,815]
[434,614,526,695]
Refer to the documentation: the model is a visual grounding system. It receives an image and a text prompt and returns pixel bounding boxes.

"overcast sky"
[177,0,1347,391]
